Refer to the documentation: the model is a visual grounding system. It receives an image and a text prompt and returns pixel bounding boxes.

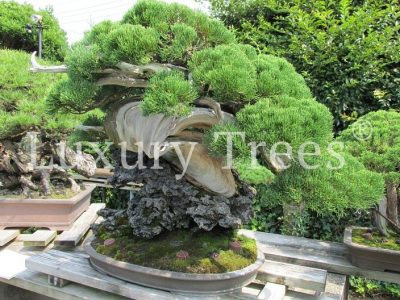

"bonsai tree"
[34,0,384,238]
[338,110,400,228]
[0,49,96,197]
[0,1,68,61]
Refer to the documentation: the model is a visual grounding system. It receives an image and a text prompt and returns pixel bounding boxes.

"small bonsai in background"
[339,110,400,236]
[0,49,96,198]
[38,0,384,250]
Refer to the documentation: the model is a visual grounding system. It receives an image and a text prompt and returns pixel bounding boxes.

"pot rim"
[0,184,96,204]
[344,226,400,255]
[84,234,265,281]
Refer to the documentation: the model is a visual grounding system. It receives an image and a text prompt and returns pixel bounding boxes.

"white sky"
[13,0,207,44]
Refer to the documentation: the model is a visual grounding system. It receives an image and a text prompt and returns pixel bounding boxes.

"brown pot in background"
[344,226,400,272]
[0,185,96,231]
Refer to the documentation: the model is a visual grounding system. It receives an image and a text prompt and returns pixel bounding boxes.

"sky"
[14,0,207,44]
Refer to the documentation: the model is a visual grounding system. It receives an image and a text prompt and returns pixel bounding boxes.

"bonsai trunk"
[386,182,399,226]
[0,134,96,196]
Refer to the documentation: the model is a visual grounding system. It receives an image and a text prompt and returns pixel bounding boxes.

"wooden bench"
[238,229,400,285]
[0,203,105,248]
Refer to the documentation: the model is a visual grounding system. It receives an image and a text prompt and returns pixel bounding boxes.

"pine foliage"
[338,110,400,184]
[0,49,82,139]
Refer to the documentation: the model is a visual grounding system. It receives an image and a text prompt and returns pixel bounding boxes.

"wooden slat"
[94,168,113,178]
[22,230,57,247]
[238,230,346,256]
[259,244,400,285]
[324,274,348,300]
[26,249,183,300]
[284,291,340,300]
[55,203,105,247]
[258,283,286,300]
[72,175,141,191]
[257,260,327,292]
[239,229,400,285]
[0,230,19,247]
[0,269,129,300]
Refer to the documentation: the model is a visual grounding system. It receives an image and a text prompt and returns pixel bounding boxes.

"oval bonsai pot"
[344,226,400,272]
[0,185,96,231]
[84,236,265,295]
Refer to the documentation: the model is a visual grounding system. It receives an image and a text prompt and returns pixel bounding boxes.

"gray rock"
[95,152,254,239]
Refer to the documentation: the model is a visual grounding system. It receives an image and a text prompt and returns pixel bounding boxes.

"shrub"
[0,1,67,61]
[0,49,81,139]
[338,110,400,224]
[207,0,400,131]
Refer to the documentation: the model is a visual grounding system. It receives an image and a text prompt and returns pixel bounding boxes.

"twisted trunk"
[0,134,96,196]
[104,99,237,197]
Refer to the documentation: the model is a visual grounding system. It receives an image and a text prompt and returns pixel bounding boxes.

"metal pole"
[38,24,43,59]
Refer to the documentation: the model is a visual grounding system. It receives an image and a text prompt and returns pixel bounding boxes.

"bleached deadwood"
[30,52,68,73]
[55,141,96,177]
[163,143,236,197]
[196,97,225,121]
[104,101,237,197]
[75,125,105,133]
[30,52,186,79]
[96,75,149,88]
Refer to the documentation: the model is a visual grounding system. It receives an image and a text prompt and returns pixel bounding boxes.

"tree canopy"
[46,0,385,215]
[206,0,400,131]
[338,110,400,184]
[0,49,82,140]
[0,1,67,61]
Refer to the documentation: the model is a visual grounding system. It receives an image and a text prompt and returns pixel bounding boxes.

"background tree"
[0,1,67,61]
[0,49,96,196]
[40,0,385,238]
[205,0,400,132]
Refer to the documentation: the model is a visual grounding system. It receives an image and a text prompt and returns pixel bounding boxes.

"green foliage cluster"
[0,49,82,139]
[0,1,67,61]
[350,276,400,299]
[47,0,235,115]
[190,44,258,102]
[258,154,384,214]
[207,0,400,131]
[338,110,400,184]
[141,71,198,116]
[236,96,333,150]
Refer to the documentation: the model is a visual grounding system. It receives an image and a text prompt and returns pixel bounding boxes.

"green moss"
[0,188,78,200]
[352,228,400,251]
[95,228,257,274]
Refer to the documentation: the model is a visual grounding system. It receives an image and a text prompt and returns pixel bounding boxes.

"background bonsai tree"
[0,49,96,197]
[0,1,68,61]
[338,110,400,229]
[37,0,384,238]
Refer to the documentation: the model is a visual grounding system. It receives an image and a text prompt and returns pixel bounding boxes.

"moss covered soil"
[352,228,400,251]
[95,228,258,274]
[0,187,78,200]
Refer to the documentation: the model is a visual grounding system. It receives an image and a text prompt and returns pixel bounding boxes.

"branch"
[374,208,400,235]
[29,52,186,79]
[75,125,105,133]
[196,97,224,122]
[116,62,172,77]
[30,52,68,73]
[96,75,149,88]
